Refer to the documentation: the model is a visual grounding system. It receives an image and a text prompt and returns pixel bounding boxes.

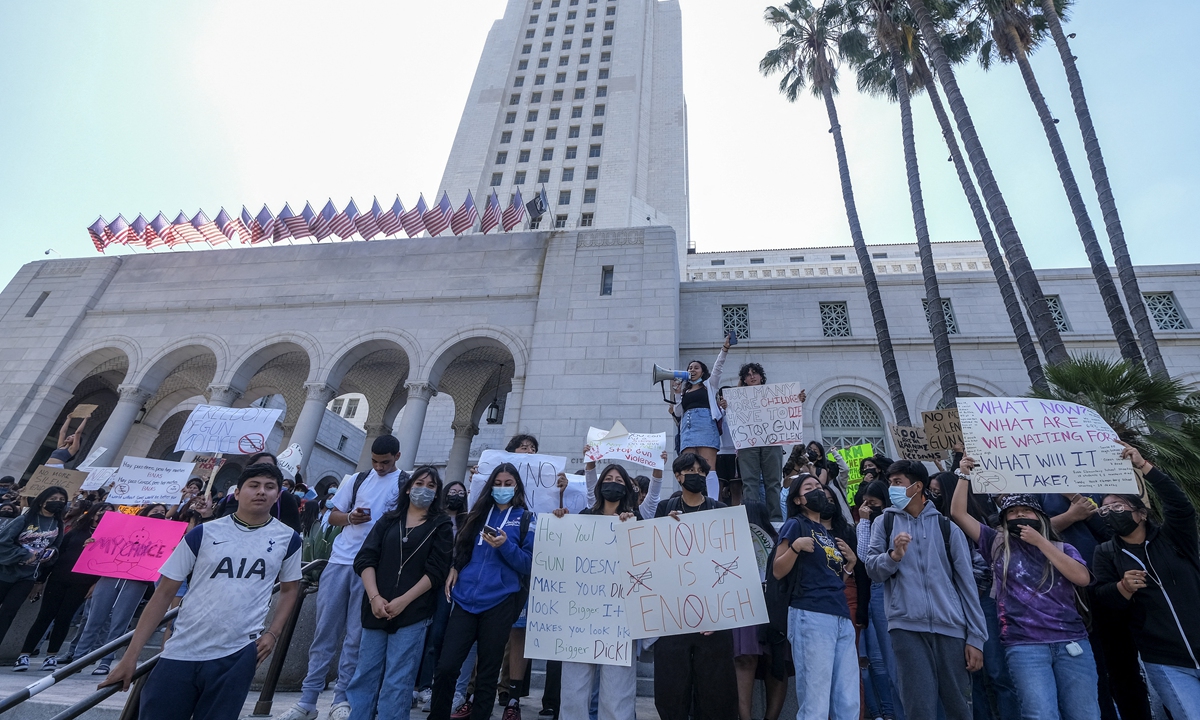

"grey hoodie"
[866,501,987,650]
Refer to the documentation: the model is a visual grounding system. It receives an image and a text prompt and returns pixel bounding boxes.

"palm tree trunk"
[906,0,1070,368]
[925,77,1047,390]
[1008,40,1143,367]
[1039,0,1170,380]
[822,83,912,426]
[889,47,959,409]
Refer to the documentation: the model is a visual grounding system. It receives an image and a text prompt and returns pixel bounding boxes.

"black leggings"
[429,594,521,720]
[653,630,738,720]
[0,577,36,647]
[22,578,92,654]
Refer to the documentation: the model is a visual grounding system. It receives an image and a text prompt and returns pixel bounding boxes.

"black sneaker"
[13,655,29,672]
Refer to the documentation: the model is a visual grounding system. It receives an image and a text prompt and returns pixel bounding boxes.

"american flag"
[423,192,453,237]
[450,191,479,235]
[108,215,135,246]
[87,217,108,252]
[191,210,226,245]
[378,196,404,237]
[273,204,296,243]
[312,200,337,241]
[355,197,383,240]
[148,212,171,248]
[214,208,246,245]
[481,190,501,234]
[241,207,262,244]
[283,202,312,239]
[400,196,428,238]
[330,199,359,240]
[501,189,525,232]
[164,211,204,246]
[130,214,150,248]
[299,202,317,240]
[254,206,276,244]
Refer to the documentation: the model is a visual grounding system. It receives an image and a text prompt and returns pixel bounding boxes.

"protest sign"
[957,397,1137,494]
[278,444,303,480]
[828,443,874,484]
[922,409,962,456]
[67,404,98,420]
[584,422,666,471]
[889,423,942,462]
[614,505,768,640]
[106,457,197,506]
[73,512,187,582]
[81,467,119,492]
[76,446,106,471]
[721,382,805,450]
[469,450,579,513]
[22,466,89,497]
[173,405,283,455]
[524,514,632,666]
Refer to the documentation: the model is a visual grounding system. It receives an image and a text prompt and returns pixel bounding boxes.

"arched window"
[819,394,885,451]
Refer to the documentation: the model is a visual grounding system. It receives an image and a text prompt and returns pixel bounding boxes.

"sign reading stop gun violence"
[614,506,768,639]
[957,397,1137,494]
[173,405,283,455]
[722,382,805,450]
[106,458,197,506]
[524,514,632,666]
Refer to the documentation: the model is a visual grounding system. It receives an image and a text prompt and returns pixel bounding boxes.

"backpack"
[763,538,795,637]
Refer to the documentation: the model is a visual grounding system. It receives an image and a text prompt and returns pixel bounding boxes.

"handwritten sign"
[957,397,1137,494]
[23,466,90,498]
[889,423,942,462]
[173,405,283,455]
[524,514,632,666]
[81,467,119,492]
[277,444,303,480]
[722,382,805,450]
[614,505,768,639]
[73,512,187,582]
[469,450,571,513]
[584,422,666,471]
[828,443,874,484]
[107,457,197,506]
[922,409,962,456]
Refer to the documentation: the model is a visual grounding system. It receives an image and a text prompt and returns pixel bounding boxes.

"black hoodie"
[353,511,453,633]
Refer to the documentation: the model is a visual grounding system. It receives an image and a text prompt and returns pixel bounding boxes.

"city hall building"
[1,0,1197,491]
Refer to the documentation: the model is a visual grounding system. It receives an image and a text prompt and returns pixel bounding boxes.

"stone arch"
[320,330,421,390]
[148,409,193,460]
[321,335,416,428]
[913,374,1008,413]
[224,332,323,392]
[128,335,229,391]
[806,376,896,429]
[816,392,888,453]
[49,338,140,395]
[419,326,528,388]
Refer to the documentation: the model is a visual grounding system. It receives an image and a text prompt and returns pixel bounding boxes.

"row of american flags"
[86,188,550,252]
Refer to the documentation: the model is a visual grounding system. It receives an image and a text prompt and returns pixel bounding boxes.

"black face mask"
[868,505,883,521]
[819,499,838,520]
[599,482,627,503]
[929,492,943,504]
[806,449,819,462]
[44,501,66,514]
[1104,509,1139,537]
[445,495,466,512]
[1006,517,1041,539]
[0,507,16,519]
[803,489,828,515]
[682,473,706,494]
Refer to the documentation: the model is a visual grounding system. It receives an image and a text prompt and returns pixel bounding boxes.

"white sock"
[706,471,719,499]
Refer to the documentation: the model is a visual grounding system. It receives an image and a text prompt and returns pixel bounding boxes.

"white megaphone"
[652,364,690,385]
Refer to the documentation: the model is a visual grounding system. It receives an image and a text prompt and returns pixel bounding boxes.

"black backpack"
[763,538,795,637]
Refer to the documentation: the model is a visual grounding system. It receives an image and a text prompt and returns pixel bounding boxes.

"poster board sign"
[922,409,962,456]
[469,450,572,513]
[193,455,226,476]
[614,505,768,639]
[106,458,197,506]
[524,514,632,666]
[173,405,283,455]
[81,467,119,492]
[722,382,805,450]
[76,446,107,471]
[828,443,874,485]
[22,466,90,498]
[277,444,303,480]
[72,512,187,582]
[889,423,942,462]
[584,422,666,471]
[67,404,99,420]
[957,397,1137,494]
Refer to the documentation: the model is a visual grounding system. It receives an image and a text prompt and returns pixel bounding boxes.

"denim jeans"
[1142,662,1200,720]
[868,583,903,720]
[862,613,895,718]
[1005,640,1101,720]
[561,659,636,720]
[347,621,428,720]
[973,593,1020,720]
[788,607,859,720]
[299,562,365,710]
[73,577,151,666]
[455,643,476,700]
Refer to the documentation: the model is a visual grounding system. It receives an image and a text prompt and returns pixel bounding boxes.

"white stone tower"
[438,0,691,269]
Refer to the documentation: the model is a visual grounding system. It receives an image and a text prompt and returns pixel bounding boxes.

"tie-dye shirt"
[977,524,1088,645]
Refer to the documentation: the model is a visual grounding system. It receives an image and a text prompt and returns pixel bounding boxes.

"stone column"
[502,377,525,443]
[91,386,153,468]
[286,383,337,467]
[395,383,436,472]
[445,421,479,485]
[357,422,393,471]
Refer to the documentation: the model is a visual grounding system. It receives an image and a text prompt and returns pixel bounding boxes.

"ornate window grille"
[820,302,851,338]
[1044,295,1071,332]
[922,297,959,335]
[819,395,884,451]
[721,304,749,340]
[1144,293,1189,330]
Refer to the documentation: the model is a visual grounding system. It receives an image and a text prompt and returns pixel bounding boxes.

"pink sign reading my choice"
[73,512,187,582]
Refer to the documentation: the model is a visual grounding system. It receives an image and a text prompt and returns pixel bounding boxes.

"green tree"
[761,0,912,425]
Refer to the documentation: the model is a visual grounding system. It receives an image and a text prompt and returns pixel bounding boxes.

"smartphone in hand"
[728,331,738,346]
[483,525,500,537]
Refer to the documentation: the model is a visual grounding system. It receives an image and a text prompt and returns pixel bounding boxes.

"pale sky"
[0,0,1195,289]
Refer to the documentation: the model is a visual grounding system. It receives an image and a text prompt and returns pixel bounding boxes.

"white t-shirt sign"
[107,458,197,505]
[469,450,568,513]
[173,405,283,455]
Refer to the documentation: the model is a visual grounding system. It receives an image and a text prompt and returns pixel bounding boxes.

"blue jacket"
[452,506,535,614]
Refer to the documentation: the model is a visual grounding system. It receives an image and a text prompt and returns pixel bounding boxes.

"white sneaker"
[419,688,433,712]
[328,702,352,720]
[275,705,319,720]
[452,693,466,712]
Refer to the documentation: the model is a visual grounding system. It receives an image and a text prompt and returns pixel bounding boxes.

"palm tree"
[905,0,1069,369]
[971,0,1142,367]
[1037,0,1170,380]
[761,0,913,426]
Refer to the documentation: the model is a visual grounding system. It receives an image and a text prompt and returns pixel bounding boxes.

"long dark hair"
[590,464,639,516]
[72,503,115,536]
[383,466,442,523]
[784,473,816,519]
[822,483,854,544]
[30,486,68,523]
[454,463,527,566]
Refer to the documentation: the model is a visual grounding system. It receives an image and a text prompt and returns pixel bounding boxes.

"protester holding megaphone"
[669,334,730,495]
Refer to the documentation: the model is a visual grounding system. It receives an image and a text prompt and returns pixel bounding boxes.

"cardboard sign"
[722,382,805,450]
[889,423,942,462]
[584,422,666,471]
[23,466,90,498]
[957,397,1137,494]
[524,514,632,666]
[67,404,99,420]
[469,450,570,513]
[922,409,962,456]
[277,444,303,480]
[614,505,768,639]
[72,512,187,582]
[173,405,283,455]
[80,467,119,492]
[106,457,197,506]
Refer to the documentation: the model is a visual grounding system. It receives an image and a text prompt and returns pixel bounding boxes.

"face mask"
[889,486,914,510]
[1006,517,1041,539]
[868,505,883,521]
[600,482,627,502]
[929,492,943,504]
[1104,509,1139,537]
[149,513,166,520]
[681,473,706,494]
[445,495,466,512]
[802,489,827,515]
[409,486,437,509]
[492,487,516,505]
[44,501,66,513]
[806,449,819,462]
[328,487,339,495]
[0,508,16,518]
[819,500,838,521]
